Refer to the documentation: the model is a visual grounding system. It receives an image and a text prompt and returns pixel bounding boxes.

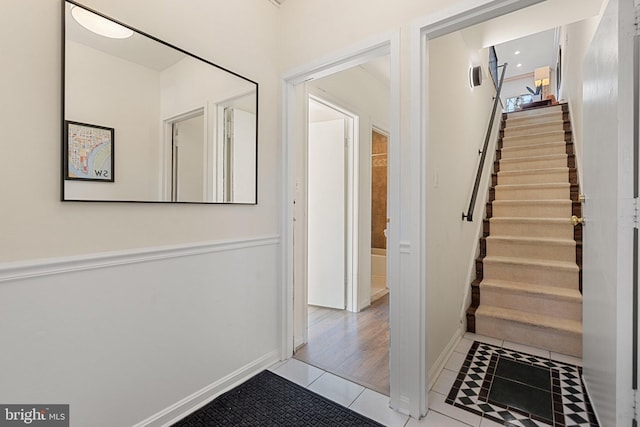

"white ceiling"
[494,28,557,79]
[65,2,185,72]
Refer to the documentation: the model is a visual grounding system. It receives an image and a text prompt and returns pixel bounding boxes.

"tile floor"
[268,332,591,426]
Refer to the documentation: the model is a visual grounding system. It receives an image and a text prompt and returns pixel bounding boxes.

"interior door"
[582,0,636,424]
[173,113,205,202]
[307,118,346,309]
[225,108,256,203]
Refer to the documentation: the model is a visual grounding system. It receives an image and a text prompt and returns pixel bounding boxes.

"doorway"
[370,128,389,302]
[292,58,392,394]
[170,110,205,202]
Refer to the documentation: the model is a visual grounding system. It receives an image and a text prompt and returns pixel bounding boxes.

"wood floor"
[293,294,390,395]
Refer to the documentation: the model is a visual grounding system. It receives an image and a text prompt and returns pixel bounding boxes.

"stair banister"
[462,62,508,222]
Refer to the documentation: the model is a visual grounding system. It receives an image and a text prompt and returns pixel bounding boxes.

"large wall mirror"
[62,1,258,203]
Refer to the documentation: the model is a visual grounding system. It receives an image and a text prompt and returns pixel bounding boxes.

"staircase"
[466,104,583,358]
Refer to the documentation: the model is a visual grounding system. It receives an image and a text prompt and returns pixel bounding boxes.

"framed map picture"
[65,121,114,182]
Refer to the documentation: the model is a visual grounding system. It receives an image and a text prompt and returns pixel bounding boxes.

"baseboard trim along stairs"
[466,104,583,358]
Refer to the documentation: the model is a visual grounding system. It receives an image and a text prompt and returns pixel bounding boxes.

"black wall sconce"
[469,65,482,87]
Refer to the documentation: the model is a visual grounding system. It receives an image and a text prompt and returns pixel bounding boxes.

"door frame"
[162,106,208,202]
[280,33,404,409]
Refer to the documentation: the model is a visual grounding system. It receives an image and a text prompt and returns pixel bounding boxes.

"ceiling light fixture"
[517,63,522,67]
[514,50,521,55]
[71,6,133,39]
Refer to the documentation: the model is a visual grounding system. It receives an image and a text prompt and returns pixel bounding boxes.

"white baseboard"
[428,328,463,391]
[133,350,280,427]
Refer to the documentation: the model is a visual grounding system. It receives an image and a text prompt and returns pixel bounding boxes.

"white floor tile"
[271,358,324,387]
[427,391,481,426]
[349,388,409,427]
[454,338,474,355]
[444,351,466,372]
[267,359,287,372]
[550,351,582,366]
[431,368,457,395]
[405,410,471,426]
[479,417,505,427]
[463,332,503,347]
[503,341,550,359]
[308,372,365,408]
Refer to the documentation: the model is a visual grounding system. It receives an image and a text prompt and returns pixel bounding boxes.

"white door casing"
[582,0,635,425]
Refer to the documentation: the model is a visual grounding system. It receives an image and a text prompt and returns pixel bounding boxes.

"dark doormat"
[171,370,384,426]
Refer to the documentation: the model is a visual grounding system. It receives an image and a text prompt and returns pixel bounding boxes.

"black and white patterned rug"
[446,341,599,427]
[171,369,384,426]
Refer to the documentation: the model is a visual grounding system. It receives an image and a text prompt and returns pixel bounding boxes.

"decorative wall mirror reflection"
[62,0,258,203]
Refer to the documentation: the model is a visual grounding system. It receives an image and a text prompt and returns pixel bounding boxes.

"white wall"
[160,56,255,120]
[1,0,280,262]
[65,40,161,201]
[0,1,281,426]
[427,33,497,373]
[558,16,600,186]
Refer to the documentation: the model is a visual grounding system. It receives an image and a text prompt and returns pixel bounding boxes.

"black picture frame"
[64,120,115,182]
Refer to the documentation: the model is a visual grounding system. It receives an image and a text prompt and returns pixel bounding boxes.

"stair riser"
[506,114,564,128]
[492,203,572,218]
[501,144,567,159]
[494,186,569,200]
[480,286,581,321]
[500,157,567,172]
[497,170,568,185]
[486,239,576,262]
[490,221,573,239]
[503,122,565,138]
[483,260,579,289]
[502,132,565,148]
[475,314,582,357]
[507,105,563,119]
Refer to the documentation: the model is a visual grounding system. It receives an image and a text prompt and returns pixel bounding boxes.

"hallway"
[294,294,390,395]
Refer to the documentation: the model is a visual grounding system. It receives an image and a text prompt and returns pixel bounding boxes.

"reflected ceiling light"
[71,6,133,39]
[517,63,522,67]
[514,50,521,55]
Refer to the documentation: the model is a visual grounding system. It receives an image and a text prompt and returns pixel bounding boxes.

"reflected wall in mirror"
[63,1,258,203]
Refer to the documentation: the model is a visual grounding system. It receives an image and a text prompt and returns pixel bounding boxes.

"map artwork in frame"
[65,121,114,182]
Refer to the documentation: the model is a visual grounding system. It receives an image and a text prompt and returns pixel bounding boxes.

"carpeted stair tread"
[495,182,570,190]
[486,235,575,246]
[490,216,571,224]
[499,153,567,164]
[475,305,582,335]
[480,279,581,301]
[506,105,563,119]
[498,167,568,177]
[500,141,567,156]
[502,120,565,137]
[505,114,565,128]
[483,255,579,272]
